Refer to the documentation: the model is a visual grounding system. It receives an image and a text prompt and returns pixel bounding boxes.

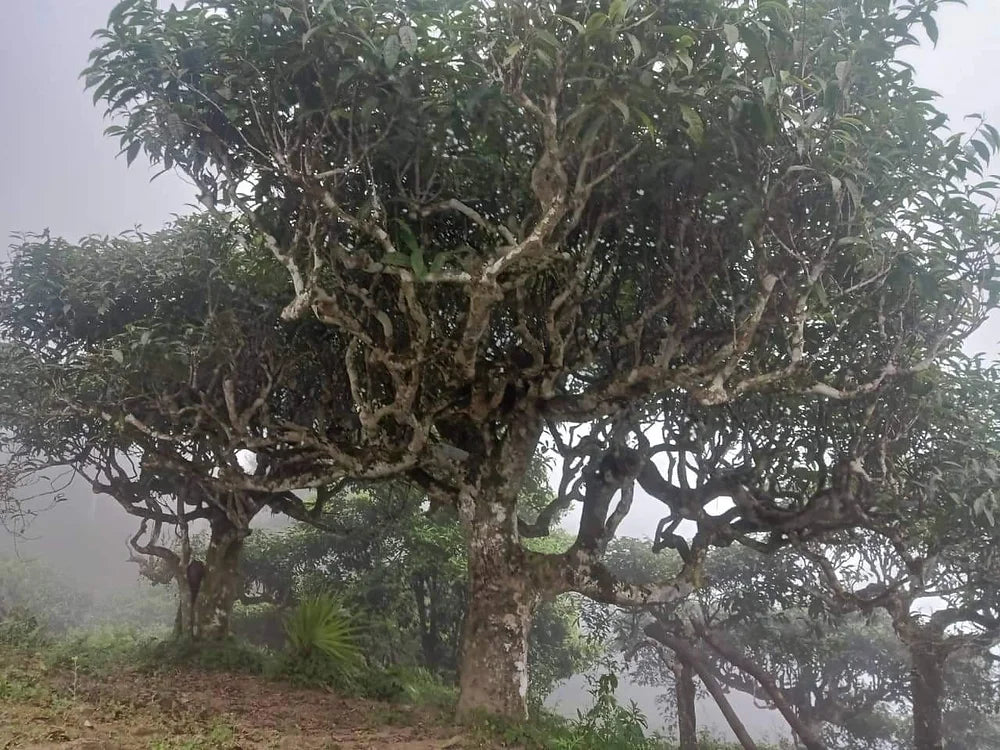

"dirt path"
[0,656,479,749]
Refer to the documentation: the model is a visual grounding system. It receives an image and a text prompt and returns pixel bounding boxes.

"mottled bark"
[911,644,946,750]
[455,415,542,721]
[193,518,245,640]
[673,658,698,750]
[456,495,539,720]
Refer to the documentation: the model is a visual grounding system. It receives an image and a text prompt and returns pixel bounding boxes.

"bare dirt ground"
[0,651,480,750]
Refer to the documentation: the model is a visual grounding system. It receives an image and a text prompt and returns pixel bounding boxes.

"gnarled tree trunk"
[697,626,825,750]
[911,644,946,750]
[455,415,542,721]
[456,491,539,720]
[193,516,245,640]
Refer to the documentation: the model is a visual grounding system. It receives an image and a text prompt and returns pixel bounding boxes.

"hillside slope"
[0,650,472,750]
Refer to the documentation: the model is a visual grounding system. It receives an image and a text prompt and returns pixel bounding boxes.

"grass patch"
[46,625,162,675]
[142,636,271,675]
[149,721,238,750]
[0,667,50,703]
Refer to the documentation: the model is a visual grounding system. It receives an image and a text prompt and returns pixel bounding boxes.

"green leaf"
[970,139,991,163]
[609,97,630,122]
[108,0,139,26]
[625,33,642,63]
[982,123,1000,150]
[676,50,693,74]
[533,29,561,50]
[609,0,628,24]
[395,220,420,254]
[125,140,142,166]
[635,108,657,138]
[111,349,124,365]
[383,34,400,68]
[585,13,609,35]
[842,176,862,208]
[410,247,427,279]
[836,236,868,246]
[740,24,770,72]
[723,23,739,47]
[556,15,585,35]
[758,1,793,28]
[430,252,450,274]
[503,42,523,65]
[679,104,704,145]
[922,13,939,47]
[829,174,842,199]
[383,252,412,267]
[762,76,778,103]
[398,26,418,56]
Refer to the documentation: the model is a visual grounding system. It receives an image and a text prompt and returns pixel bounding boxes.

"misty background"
[2,0,999,740]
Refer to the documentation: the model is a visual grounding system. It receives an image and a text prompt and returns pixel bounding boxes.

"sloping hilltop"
[0,649,475,750]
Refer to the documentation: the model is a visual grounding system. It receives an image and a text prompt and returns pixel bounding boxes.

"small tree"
[78,0,1000,717]
[0,218,347,639]
[790,363,1000,750]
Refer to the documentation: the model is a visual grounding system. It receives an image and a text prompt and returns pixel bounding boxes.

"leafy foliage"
[240,480,596,700]
[282,592,363,684]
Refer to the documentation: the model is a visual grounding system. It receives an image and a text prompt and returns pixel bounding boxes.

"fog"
[2,0,1000,743]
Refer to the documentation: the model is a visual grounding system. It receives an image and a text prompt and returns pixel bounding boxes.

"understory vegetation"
[0,594,760,749]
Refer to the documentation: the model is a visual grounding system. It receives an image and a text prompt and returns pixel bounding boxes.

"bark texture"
[456,497,538,720]
[673,658,698,750]
[455,416,541,721]
[911,645,946,750]
[193,518,245,640]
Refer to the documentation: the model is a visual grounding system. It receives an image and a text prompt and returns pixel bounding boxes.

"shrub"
[143,637,270,675]
[284,593,362,661]
[476,671,670,750]
[0,607,47,649]
[280,592,364,687]
[362,665,457,708]
[46,625,159,674]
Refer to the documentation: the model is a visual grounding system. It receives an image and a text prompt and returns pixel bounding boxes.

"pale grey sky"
[1,0,999,588]
[0,0,195,247]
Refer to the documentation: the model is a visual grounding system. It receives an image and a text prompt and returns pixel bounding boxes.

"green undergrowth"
[472,671,778,750]
[474,713,769,750]
[2,610,769,749]
[0,607,456,709]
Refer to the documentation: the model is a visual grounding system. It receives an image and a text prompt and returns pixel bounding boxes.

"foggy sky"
[2,1,1000,586]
